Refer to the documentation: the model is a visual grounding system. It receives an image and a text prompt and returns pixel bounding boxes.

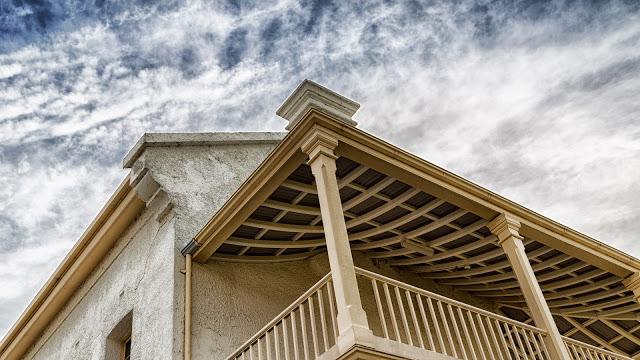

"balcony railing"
[225,272,338,360]
[563,336,630,360]
[226,268,632,360]
[356,267,551,360]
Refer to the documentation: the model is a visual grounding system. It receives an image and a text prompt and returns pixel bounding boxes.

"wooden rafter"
[208,158,640,357]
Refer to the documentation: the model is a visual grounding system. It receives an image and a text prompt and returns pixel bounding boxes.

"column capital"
[623,273,640,302]
[487,213,524,245]
[301,129,339,165]
[277,79,360,130]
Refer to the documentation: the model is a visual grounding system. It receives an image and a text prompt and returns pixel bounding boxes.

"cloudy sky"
[1,0,639,336]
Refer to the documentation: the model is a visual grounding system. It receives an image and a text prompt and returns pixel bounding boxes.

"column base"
[336,324,375,354]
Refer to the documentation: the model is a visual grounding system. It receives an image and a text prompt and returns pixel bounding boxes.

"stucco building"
[2,81,640,360]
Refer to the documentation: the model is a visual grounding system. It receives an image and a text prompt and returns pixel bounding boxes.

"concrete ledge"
[123,132,287,168]
[318,336,458,360]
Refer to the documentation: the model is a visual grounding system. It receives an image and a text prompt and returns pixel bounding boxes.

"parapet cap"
[123,132,286,169]
[276,80,360,130]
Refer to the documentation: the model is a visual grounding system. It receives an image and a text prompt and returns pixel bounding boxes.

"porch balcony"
[225,267,629,360]
[192,83,640,359]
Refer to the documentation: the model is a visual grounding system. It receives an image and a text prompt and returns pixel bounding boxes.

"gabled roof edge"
[0,176,146,360]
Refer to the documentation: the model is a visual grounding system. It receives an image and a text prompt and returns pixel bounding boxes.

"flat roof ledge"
[123,132,287,169]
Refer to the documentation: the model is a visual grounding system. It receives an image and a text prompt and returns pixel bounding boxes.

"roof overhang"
[191,109,640,356]
[192,112,640,277]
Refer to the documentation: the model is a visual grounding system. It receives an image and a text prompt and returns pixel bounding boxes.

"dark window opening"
[123,337,132,360]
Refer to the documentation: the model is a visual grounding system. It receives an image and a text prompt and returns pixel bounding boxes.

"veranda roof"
[191,104,640,357]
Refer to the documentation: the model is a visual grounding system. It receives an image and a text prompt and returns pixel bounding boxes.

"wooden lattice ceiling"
[210,156,640,357]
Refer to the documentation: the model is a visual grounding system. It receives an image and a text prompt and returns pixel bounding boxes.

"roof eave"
[0,176,146,360]
[193,111,640,277]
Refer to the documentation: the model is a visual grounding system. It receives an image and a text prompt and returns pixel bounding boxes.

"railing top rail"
[355,266,547,333]
[225,271,332,360]
[563,336,631,359]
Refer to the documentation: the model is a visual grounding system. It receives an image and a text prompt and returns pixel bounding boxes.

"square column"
[302,130,373,352]
[488,214,571,360]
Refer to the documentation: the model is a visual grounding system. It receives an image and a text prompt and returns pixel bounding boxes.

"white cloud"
[1,0,639,337]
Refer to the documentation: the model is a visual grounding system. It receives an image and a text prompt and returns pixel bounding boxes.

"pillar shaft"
[489,214,571,360]
[303,131,372,349]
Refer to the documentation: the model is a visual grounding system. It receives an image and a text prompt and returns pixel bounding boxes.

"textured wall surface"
[132,134,284,359]
[192,251,497,360]
[22,133,284,360]
[192,255,331,359]
[25,192,177,360]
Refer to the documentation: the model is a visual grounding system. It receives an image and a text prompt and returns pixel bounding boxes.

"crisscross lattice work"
[210,156,640,357]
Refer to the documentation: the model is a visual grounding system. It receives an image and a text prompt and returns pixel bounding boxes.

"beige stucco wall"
[24,191,177,360]
[191,255,331,359]
[132,134,286,359]
[21,133,285,360]
[190,251,497,360]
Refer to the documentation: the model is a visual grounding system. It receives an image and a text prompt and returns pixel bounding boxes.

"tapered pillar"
[488,214,571,360]
[302,130,373,351]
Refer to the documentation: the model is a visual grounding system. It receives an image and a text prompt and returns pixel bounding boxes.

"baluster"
[300,304,309,360]
[308,296,319,356]
[258,336,263,360]
[417,295,434,350]
[565,341,574,358]
[394,286,413,346]
[511,325,527,359]
[456,307,476,360]
[447,304,467,359]
[528,330,543,360]
[275,323,281,360]
[283,317,290,360]
[401,291,423,349]
[578,343,590,360]
[484,315,505,360]
[317,287,329,352]
[571,343,582,359]
[266,331,272,360]
[518,327,535,360]
[437,300,457,357]
[466,310,485,360]
[585,345,596,360]
[593,349,603,360]
[292,311,299,360]
[371,279,389,339]
[327,280,338,341]
[475,313,493,360]
[502,322,518,360]
[536,332,550,360]
[427,297,445,353]
[594,350,604,360]
[383,283,400,341]
[492,319,511,360]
